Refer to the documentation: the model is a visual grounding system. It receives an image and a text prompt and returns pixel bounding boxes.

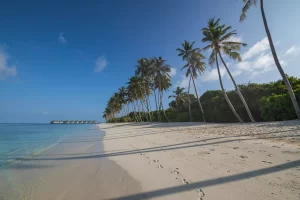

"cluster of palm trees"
[103,0,300,122]
[102,57,172,122]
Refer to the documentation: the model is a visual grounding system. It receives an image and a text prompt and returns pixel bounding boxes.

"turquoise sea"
[0,123,95,167]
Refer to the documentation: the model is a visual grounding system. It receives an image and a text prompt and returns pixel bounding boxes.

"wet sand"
[0,126,141,200]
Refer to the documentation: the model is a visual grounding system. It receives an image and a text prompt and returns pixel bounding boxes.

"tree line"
[103,0,300,123]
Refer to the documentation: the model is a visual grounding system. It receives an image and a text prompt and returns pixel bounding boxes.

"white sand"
[100,121,300,200]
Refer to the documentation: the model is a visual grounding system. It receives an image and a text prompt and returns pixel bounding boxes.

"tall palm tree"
[202,18,255,123]
[168,86,187,108]
[151,57,172,121]
[240,0,300,120]
[135,58,152,121]
[177,40,206,122]
[127,76,144,122]
[184,50,206,122]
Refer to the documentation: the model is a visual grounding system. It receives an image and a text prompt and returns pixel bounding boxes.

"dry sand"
[100,121,300,200]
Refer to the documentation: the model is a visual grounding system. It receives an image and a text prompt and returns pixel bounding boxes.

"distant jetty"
[50,120,99,124]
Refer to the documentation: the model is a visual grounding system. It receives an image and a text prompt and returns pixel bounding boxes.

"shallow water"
[0,123,95,167]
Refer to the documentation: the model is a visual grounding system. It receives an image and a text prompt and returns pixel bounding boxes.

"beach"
[0,121,300,200]
[100,121,300,199]
[0,125,141,200]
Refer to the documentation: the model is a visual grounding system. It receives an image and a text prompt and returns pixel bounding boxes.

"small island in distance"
[50,120,99,124]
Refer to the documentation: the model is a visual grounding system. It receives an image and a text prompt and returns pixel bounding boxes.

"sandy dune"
[100,121,300,200]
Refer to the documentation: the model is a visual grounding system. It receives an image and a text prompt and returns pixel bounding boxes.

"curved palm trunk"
[219,53,255,122]
[260,0,300,119]
[190,67,206,122]
[216,55,244,123]
[187,75,193,121]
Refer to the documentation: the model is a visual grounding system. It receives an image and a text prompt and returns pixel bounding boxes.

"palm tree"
[184,50,207,122]
[177,40,206,122]
[202,18,249,122]
[240,0,300,119]
[168,86,187,108]
[135,58,152,121]
[151,57,172,121]
[127,76,144,122]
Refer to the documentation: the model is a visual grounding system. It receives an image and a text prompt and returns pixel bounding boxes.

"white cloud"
[94,56,108,72]
[0,49,17,80]
[226,35,242,43]
[169,68,176,77]
[178,75,189,88]
[242,37,269,60]
[201,67,226,82]
[284,45,300,56]
[229,38,299,78]
[58,32,67,44]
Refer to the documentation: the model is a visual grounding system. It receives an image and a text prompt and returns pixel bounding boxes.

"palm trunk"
[187,76,193,121]
[216,54,244,122]
[142,80,151,121]
[190,67,206,122]
[260,0,300,119]
[154,89,160,121]
[219,52,255,122]
[160,91,169,122]
[158,76,169,122]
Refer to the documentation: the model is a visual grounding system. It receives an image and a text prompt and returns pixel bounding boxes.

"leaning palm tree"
[177,41,206,122]
[150,57,172,121]
[202,18,255,122]
[168,86,187,108]
[240,0,300,120]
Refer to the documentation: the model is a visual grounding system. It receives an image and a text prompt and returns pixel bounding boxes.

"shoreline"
[0,125,141,200]
[100,121,300,199]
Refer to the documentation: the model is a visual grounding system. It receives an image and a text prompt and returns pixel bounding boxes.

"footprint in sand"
[267,154,274,157]
[272,146,281,148]
[233,147,239,149]
[157,165,163,168]
[182,178,189,185]
[198,189,205,200]
[247,151,254,153]
[240,155,248,159]
[262,161,273,164]
[153,159,159,163]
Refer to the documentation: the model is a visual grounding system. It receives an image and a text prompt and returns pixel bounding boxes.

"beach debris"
[158,165,163,168]
[240,155,248,159]
[198,189,205,200]
[182,178,189,185]
[262,161,273,164]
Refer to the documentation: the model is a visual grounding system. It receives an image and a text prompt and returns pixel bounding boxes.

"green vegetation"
[103,1,300,123]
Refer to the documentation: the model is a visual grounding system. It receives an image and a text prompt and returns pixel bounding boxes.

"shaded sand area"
[100,121,300,200]
[0,126,141,200]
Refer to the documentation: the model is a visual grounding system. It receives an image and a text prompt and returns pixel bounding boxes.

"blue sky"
[1,0,300,123]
